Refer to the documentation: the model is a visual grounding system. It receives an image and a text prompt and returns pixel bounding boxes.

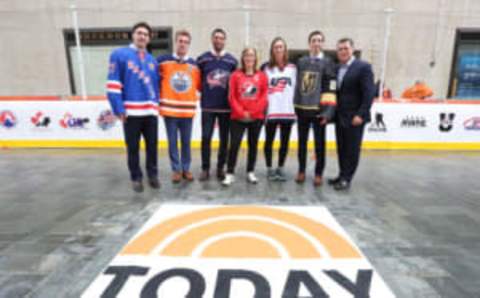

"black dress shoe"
[132,180,144,193]
[199,170,210,182]
[327,177,341,186]
[216,169,226,181]
[148,178,161,189]
[333,179,350,191]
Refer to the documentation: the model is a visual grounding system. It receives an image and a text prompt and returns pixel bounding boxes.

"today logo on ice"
[82,205,396,298]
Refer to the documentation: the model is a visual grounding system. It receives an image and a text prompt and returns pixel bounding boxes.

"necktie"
[138,51,145,61]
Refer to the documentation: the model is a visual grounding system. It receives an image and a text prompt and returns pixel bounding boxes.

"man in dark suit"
[329,38,375,191]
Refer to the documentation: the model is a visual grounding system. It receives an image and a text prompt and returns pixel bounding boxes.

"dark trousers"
[122,116,158,181]
[201,111,230,171]
[264,120,293,168]
[297,116,326,176]
[164,117,193,172]
[227,120,263,174]
[335,123,366,182]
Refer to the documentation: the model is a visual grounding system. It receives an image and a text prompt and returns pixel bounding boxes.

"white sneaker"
[222,174,235,186]
[247,172,258,184]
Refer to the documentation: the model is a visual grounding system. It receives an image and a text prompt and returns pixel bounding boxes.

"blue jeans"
[164,117,193,172]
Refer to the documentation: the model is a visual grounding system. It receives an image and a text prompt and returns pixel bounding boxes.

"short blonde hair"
[175,29,191,42]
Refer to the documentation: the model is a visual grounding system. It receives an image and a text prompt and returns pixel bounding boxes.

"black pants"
[264,120,293,168]
[201,111,230,171]
[227,120,263,174]
[297,116,326,176]
[335,123,366,182]
[122,116,158,181]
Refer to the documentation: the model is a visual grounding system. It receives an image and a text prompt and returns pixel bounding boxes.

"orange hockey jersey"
[157,54,201,118]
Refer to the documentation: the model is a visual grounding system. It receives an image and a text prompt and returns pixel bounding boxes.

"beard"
[213,44,224,53]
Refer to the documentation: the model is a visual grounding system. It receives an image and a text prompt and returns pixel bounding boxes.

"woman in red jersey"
[222,47,268,186]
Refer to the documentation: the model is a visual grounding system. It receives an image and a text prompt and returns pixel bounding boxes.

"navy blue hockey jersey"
[196,51,238,112]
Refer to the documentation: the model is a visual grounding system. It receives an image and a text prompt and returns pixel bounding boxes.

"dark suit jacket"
[335,59,375,127]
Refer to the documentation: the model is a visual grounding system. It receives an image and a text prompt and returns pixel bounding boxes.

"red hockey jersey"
[228,70,268,121]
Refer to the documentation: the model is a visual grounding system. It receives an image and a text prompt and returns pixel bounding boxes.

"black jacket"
[335,59,375,127]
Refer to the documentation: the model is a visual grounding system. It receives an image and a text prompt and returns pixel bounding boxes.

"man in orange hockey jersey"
[157,30,201,183]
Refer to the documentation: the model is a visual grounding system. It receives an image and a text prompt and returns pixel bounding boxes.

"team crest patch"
[269,77,291,94]
[241,82,258,99]
[170,71,192,93]
[300,71,319,96]
[109,63,116,74]
[207,69,229,89]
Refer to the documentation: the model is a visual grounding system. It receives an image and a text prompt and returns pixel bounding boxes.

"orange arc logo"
[121,206,361,259]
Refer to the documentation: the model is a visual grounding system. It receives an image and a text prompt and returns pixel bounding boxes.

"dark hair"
[211,28,227,39]
[338,37,355,47]
[240,47,258,73]
[268,37,289,69]
[132,22,152,36]
[175,29,192,42]
[308,30,325,43]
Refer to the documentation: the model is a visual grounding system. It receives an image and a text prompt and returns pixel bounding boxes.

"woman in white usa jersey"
[262,37,297,181]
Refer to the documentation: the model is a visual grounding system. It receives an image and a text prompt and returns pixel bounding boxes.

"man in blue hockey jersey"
[106,22,160,192]
[196,28,238,181]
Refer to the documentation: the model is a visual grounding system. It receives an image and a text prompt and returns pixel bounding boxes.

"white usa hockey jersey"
[263,63,297,121]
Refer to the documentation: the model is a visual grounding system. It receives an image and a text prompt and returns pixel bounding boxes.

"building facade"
[0,0,479,99]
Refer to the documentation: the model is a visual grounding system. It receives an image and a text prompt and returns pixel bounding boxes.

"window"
[64,27,172,95]
[449,29,480,99]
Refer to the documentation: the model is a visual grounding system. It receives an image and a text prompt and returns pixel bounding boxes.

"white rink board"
[0,100,479,144]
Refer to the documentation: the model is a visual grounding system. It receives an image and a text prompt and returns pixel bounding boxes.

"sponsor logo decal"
[31,111,51,128]
[97,110,117,131]
[59,113,89,129]
[368,112,387,132]
[464,117,480,130]
[439,112,455,132]
[400,116,427,128]
[0,110,17,128]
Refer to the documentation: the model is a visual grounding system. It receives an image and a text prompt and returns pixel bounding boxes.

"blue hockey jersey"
[106,44,159,117]
[197,51,238,112]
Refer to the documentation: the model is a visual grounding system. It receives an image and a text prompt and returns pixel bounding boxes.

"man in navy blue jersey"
[197,28,238,181]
